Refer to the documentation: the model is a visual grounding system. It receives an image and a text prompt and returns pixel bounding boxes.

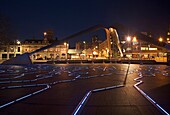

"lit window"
[149,48,157,50]
[141,47,148,50]
[132,37,137,42]
[121,41,126,44]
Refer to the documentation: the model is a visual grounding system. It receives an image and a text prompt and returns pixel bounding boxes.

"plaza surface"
[0,63,169,115]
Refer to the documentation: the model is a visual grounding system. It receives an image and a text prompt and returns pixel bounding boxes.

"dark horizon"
[0,0,170,42]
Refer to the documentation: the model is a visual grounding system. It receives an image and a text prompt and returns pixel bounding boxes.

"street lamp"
[13,40,21,57]
[127,36,131,42]
[16,40,21,45]
[44,32,47,36]
[159,37,163,42]
[64,42,68,60]
[126,36,132,59]
[83,41,87,59]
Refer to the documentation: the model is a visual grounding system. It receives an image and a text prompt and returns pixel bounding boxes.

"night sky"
[0,0,170,42]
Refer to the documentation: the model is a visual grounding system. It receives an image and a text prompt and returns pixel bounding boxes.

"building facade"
[0,31,69,62]
[0,43,22,61]
[0,30,168,62]
[22,39,68,60]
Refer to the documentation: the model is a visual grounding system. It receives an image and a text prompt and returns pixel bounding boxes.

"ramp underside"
[2,53,32,65]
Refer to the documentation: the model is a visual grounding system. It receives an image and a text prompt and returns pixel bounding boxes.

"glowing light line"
[0,85,50,109]
[72,91,92,115]
[73,84,124,115]
[134,73,170,115]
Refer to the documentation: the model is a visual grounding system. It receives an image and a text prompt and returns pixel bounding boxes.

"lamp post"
[126,36,131,58]
[158,37,163,42]
[64,42,69,60]
[16,40,21,45]
[158,37,163,63]
[16,40,21,56]
[14,40,21,57]
[83,41,87,59]
[127,36,131,42]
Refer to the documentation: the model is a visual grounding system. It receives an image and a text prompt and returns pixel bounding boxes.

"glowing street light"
[126,36,132,58]
[127,36,131,42]
[44,32,47,36]
[64,42,69,60]
[159,37,163,42]
[16,40,21,45]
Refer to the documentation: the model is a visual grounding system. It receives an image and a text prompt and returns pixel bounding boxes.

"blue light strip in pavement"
[0,101,15,109]
[92,88,105,92]
[156,104,170,115]
[0,85,50,109]
[72,91,92,115]
[72,65,131,115]
[134,74,170,115]
[72,84,124,115]
[1,84,48,89]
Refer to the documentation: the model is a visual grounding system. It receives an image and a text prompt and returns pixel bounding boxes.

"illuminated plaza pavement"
[0,64,169,115]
